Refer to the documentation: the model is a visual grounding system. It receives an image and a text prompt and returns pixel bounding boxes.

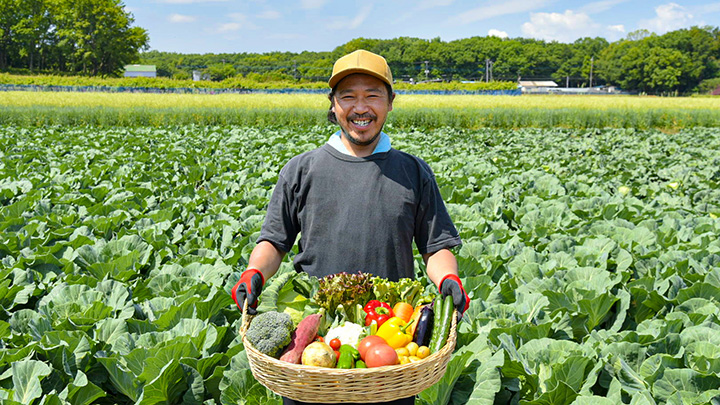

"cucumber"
[427,298,443,353]
[431,295,454,353]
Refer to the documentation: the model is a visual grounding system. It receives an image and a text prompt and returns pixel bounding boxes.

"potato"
[301,342,336,368]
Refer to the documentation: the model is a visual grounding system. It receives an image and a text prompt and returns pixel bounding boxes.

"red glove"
[439,274,470,319]
[231,268,265,315]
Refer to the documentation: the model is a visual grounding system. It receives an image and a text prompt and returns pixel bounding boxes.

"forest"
[141,28,720,94]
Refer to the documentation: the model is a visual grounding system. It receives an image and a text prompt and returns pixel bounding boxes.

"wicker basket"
[240,304,458,403]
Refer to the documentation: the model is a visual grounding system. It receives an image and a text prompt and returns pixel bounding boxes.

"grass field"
[2,91,719,110]
[1,91,718,128]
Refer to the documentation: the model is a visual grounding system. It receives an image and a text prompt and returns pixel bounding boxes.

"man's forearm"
[247,241,286,281]
[422,248,458,287]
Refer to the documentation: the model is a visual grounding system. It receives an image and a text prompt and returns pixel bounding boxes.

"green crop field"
[1,120,719,404]
[1,91,719,128]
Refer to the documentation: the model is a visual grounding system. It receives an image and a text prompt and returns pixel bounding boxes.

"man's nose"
[352,98,370,113]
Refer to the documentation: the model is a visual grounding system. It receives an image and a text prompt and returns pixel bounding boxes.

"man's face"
[332,74,394,148]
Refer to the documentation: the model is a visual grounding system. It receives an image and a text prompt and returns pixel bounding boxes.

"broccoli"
[246,311,294,358]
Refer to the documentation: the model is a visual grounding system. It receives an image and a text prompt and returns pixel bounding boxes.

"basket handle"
[239,299,253,337]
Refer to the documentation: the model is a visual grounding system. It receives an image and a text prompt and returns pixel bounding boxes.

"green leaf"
[139,360,188,405]
[453,350,504,405]
[652,368,720,402]
[218,368,281,405]
[577,292,618,331]
[570,396,616,405]
[11,359,52,404]
[96,355,142,402]
[417,351,473,405]
[674,283,720,304]
[63,371,106,405]
[138,340,200,383]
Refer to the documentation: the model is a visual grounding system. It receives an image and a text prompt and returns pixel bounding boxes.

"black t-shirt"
[258,143,461,281]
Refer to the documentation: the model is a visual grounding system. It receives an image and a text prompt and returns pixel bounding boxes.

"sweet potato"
[279,313,322,364]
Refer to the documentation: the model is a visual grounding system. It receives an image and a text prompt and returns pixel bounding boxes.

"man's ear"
[388,92,396,112]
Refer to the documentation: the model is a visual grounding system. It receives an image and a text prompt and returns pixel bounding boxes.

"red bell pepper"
[364,300,394,327]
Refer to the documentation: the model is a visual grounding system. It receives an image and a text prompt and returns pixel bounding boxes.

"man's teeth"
[352,119,371,127]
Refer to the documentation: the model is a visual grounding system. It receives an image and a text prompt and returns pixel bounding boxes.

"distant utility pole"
[589,56,594,88]
[424,60,429,80]
[485,59,493,82]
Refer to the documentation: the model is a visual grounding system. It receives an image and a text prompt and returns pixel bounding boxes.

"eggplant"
[413,305,434,347]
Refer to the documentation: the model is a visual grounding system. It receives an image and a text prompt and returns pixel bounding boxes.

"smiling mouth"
[351,119,371,127]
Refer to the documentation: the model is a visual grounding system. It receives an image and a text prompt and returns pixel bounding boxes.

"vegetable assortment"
[244,272,455,369]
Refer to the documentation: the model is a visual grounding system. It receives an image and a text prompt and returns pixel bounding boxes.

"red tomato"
[358,335,386,360]
[329,338,341,350]
[364,343,398,368]
[334,350,340,361]
[315,336,324,343]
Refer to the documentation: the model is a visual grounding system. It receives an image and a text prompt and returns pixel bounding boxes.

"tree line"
[0,0,717,95]
[0,0,148,76]
[142,27,720,94]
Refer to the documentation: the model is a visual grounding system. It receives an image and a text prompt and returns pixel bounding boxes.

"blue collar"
[327,131,391,155]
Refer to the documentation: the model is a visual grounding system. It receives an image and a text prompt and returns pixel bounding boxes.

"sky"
[123,0,720,54]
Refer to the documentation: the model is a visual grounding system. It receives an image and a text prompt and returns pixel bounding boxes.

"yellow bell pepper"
[376,317,415,349]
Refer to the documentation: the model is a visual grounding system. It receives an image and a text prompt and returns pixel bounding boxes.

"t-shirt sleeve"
[257,173,299,253]
[414,170,462,255]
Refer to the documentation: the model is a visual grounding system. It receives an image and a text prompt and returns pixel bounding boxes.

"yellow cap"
[328,50,393,89]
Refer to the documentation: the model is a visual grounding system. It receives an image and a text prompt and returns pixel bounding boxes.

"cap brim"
[328,68,392,89]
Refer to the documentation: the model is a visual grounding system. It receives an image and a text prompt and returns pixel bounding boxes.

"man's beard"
[342,128,381,146]
[341,113,381,146]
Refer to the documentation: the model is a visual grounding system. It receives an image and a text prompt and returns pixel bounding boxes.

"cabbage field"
[1,123,719,404]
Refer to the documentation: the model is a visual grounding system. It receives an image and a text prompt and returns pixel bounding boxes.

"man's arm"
[422,248,458,286]
[247,240,286,281]
[423,248,470,317]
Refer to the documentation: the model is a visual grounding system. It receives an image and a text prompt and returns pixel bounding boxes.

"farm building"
[518,80,558,94]
[124,65,156,78]
[193,70,210,81]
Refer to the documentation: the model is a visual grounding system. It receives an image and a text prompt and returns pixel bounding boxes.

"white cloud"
[488,29,508,39]
[639,3,694,34]
[608,24,625,34]
[451,0,555,25]
[417,0,455,10]
[217,22,242,32]
[522,10,601,42]
[327,4,373,30]
[301,0,328,10]
[268,33,304,40]
[228,12,247,21]
[579,0,631,14]
[169,13,196,23]
[257,10,281,19]
[217,13,258,30]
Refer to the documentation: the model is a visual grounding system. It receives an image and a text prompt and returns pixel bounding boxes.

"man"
[232,50,470,405]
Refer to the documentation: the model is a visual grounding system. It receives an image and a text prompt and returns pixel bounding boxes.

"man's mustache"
[348,113,377,120]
